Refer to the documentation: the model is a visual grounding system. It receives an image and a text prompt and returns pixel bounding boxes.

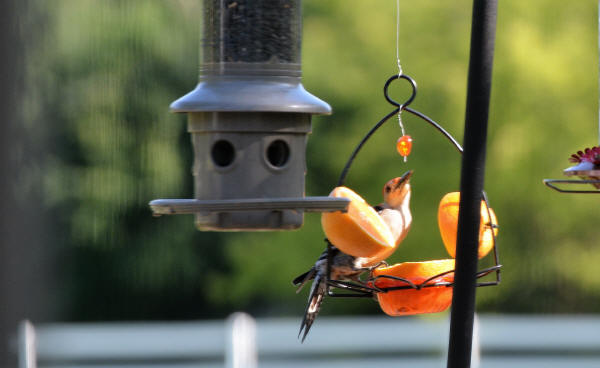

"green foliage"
[23,0,600,320]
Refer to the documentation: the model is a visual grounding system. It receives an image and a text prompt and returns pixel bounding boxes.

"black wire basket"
[323,74,502,302]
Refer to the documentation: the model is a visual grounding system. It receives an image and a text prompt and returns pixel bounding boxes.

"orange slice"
[321,187,396,265]
[438,192,498,259]
[372,259,455,316]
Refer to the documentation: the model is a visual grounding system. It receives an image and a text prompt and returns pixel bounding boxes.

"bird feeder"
[543,1,600,193]
[149,0,350,231]
[316,74,501,300]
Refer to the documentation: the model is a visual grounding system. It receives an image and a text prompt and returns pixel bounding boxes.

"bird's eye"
[385,185,391,193]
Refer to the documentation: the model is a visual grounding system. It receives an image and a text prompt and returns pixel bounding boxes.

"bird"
[293,170,413,342]
[374,170,413,247]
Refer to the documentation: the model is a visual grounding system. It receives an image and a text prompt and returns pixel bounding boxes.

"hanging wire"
[396,0,408,162]
[396,0,403,78]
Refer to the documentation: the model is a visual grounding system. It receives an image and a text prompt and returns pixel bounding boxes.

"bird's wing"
[292,268,316,293]
[292,244,340,288]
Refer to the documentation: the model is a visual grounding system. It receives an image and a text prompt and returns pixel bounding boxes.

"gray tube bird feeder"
[149,0,349,231]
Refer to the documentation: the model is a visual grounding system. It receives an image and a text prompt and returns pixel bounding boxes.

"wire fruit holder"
[322,74,501,302]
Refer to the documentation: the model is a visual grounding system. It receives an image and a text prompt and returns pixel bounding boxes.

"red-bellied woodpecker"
[293,170,413,342]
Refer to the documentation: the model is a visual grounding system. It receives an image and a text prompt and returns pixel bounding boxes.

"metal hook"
[336,73,462,187]
[384,74,417,108]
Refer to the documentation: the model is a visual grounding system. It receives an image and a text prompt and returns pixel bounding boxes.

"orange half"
[438,192,498,259]
[321,187,396,266]
[372,259,455,316]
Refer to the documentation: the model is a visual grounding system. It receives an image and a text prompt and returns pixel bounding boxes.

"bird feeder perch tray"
[149,197,350,215]
[543,179,600,193]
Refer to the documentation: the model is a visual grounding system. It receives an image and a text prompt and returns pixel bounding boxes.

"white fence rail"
[18,314,600,368]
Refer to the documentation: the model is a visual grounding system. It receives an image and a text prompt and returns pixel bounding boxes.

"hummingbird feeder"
[545,148,600,193]
[149,0,350,231]
[544,1,600,194]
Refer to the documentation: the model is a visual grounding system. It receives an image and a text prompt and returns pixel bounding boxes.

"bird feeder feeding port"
[149,0,351,231]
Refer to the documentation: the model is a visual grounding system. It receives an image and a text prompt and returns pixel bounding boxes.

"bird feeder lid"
[170,76,332,115]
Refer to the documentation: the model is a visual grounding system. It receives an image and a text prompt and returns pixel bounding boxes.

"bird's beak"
[395,170,413,189]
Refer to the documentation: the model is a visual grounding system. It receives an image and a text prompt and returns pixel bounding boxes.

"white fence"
[18,314,600,368]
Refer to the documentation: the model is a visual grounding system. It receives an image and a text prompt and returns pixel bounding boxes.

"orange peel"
[438,192,498,259]
[372,259,455,316]
[321,187,396,266]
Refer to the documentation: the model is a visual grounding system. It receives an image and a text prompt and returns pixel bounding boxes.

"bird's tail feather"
[298,273,327,343]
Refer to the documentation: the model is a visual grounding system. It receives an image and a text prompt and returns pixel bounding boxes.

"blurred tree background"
[11,0,600,325]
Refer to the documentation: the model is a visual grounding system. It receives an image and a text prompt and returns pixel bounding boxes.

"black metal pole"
[447,1,497,368]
